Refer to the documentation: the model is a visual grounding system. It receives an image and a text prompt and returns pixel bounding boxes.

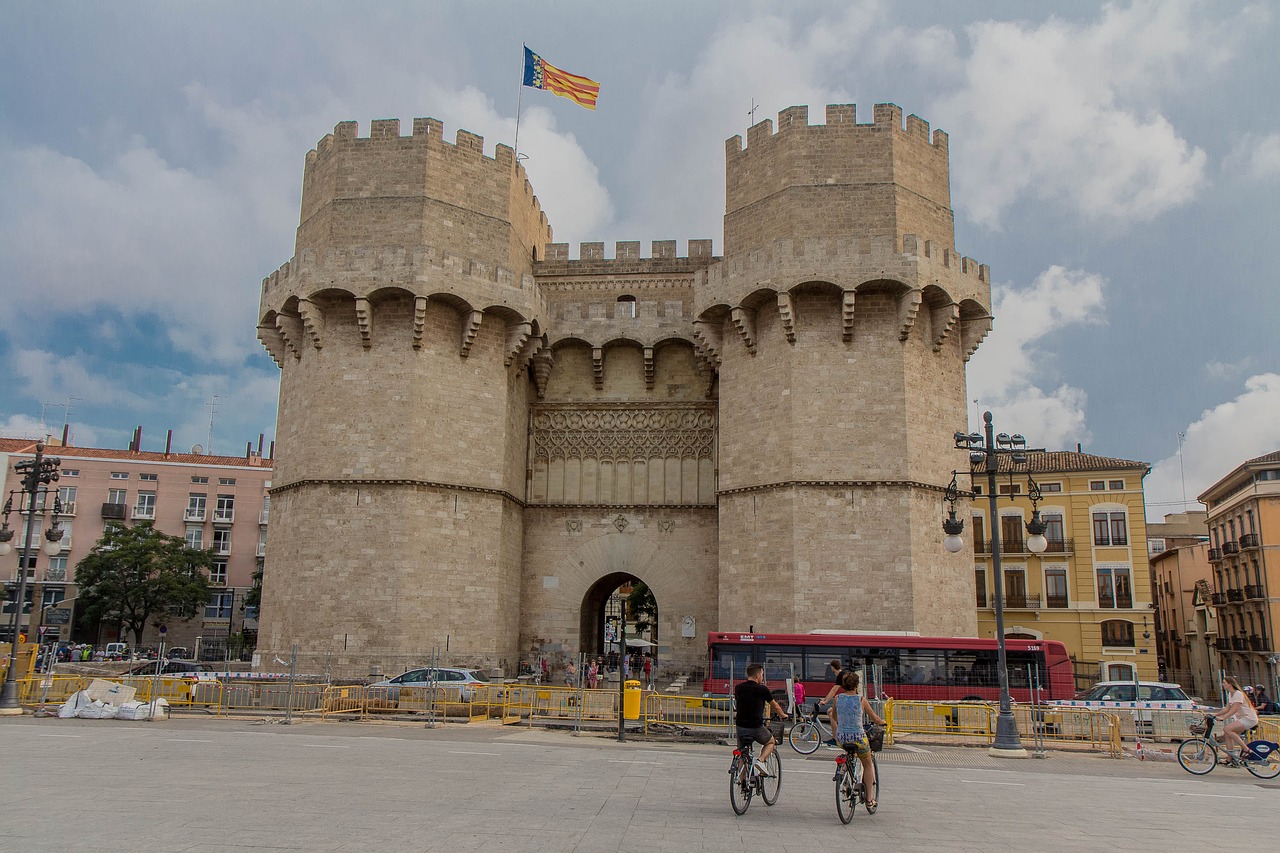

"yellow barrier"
[885,700,1121,757]
[642,693,733,733]
[320,685,367,718]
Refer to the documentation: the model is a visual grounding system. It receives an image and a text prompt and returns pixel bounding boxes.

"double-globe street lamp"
[943,412,1048,758]
[0,442,64,714]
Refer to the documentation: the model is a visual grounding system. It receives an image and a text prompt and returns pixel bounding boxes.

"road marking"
[894,744,934,754]
[167,738,215,743]
[302,744,349,749]
[960,779,1024,786]
[1175,792,1253,799]
[607,759,660,764]
[37,734,81,738]
[449,750,501,756]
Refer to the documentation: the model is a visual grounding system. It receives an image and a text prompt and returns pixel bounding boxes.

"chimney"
[1077,443,1082,453]
[61,423,69,446]
[165,430,173,456]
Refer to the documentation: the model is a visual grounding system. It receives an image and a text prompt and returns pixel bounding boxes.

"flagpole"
[514,44,525,162]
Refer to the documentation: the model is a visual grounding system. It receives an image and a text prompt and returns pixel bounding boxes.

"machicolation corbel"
[460,310,483,358]
[841,292,857,342]
[777,293,796,343]
[412,297,428,350]
[354,297,372,349]
[897,289,922,342]
[505,322,532,367]
[730,307,757,355]
[592,348,604,390]
[931,303,959,353]
[296,300,324,350]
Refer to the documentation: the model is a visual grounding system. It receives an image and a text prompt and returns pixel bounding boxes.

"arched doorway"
[579,572,658,664]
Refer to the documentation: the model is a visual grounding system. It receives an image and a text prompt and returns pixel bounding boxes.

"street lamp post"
[945,412,1047,758]
[0,442,64,714]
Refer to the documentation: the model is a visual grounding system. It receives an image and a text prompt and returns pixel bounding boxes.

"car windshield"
[466,670,490,683]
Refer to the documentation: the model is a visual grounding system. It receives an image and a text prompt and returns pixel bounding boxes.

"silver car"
[370,667,491,700]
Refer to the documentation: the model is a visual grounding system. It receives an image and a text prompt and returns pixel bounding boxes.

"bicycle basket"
[1188,722,1207,736]
[867,725,885,753]
[768,719,786,741]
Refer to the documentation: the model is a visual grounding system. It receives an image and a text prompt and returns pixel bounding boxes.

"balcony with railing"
[1001,593,1041,609]
[100,502,126,520]
[1245,584,1265,600]
[1249,635,1269,652]
[1227,588,1245,602]
[44,566,66,582]
[1208,548,1223,562]
[184,508,207,522]
[1240,533,1260,549]
[1214,637,1232,652]
[1211,591,1228,605]
[259,510,270,525]
[255,543,266,557]
[1042,537,1074,554]
[1046,595,1069,609]
[132,506,155,521]
[56,501,75,516]
[213,510,234,525]
[1231,636,1247,651]
[1223,541,1240,555]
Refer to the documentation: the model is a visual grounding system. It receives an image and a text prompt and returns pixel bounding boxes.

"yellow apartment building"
[1199,449,1280,695]
[971,451,1157,688]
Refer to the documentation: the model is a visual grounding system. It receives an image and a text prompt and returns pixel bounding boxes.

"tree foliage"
[74,522,212,647]
[627,581,658,635]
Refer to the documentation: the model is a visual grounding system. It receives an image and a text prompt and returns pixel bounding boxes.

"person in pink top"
[1212,675,1259,762]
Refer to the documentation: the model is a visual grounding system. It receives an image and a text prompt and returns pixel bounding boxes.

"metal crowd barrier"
[642,693,733,733]
[884,699,1121,757]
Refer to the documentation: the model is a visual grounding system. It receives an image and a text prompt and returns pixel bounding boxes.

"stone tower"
[696,104,990,637]
[256,119,551,666]
[256,103,992,674]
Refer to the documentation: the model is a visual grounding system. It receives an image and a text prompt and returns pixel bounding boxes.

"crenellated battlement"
[540,239,716,263]
[298,118,552,271]
[260,244,541,307]
[728,103,948,156]
[723,103,954,258]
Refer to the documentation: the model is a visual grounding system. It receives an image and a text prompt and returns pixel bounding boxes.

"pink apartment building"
[0,436,272,654]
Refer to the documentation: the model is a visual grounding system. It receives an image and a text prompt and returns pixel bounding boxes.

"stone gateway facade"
[256,104,993,674]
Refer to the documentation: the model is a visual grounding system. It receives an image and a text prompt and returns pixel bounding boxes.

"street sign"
[38,626,48,636]
[45,608,71,625]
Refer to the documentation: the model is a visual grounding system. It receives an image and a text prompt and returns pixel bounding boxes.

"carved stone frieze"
[531,403,716,462]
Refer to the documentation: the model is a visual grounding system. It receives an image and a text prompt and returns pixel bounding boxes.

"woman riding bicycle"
[830,670,886,808]
[1211,675,1259,762]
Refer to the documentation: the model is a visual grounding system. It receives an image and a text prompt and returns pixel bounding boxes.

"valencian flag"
[522,46,599,110]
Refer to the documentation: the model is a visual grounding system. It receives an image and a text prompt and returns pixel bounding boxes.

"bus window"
[946,650,997,688]
[710,647,754,681]
[897,650,946,685]
[1005,650,1048,690]
[804,647,847,682]
[760,647,803,682]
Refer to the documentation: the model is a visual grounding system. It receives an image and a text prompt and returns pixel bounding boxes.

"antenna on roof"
[191,444,203,455]
[207,395,220,456]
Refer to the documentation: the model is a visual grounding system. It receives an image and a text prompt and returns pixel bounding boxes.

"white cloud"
[1145,374,1280,520]
[1205,357,1254,380]
[1222,133,1280,182]
[966,265,1106,448]
[929,1,1231,228]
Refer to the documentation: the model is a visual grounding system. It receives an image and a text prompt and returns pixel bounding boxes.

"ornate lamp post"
[0,442,64,714]
[944,412,1047,758]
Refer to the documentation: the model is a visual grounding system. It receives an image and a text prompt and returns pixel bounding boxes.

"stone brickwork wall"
[258,104,990,673]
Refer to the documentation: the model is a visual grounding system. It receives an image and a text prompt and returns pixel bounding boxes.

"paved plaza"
[0,716,1271,852]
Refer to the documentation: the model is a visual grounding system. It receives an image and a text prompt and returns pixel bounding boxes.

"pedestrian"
[564,660,577,687]
[1253,685,1271,715]
[643,654,652,685]
[539,656,549,684]
[622,654,630,681]
[587,659,598,689]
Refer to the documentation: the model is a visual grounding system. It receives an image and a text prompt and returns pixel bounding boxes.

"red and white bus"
[705,632,1076,703]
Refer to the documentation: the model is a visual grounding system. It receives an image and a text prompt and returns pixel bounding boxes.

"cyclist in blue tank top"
[831,670,887,807]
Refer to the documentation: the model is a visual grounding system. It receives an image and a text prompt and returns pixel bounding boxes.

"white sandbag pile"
[57,678,169,720]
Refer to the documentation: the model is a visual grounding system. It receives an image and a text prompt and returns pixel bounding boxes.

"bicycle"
[728,728,783,815]
[1176,714,1280,779]
[833,726,882,824]
[788,702,838,754]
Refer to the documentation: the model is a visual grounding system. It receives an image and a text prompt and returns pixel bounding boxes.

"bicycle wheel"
[864,753,879,814]
[1176,738,1217,775]
[729,756,752,815]
[835,762,857,824]
[760,752,782,805]
[1245,744,1280,780]
[789,721,821,755]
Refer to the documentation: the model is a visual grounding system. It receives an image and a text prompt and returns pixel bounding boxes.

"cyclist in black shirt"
[734,663,789,772]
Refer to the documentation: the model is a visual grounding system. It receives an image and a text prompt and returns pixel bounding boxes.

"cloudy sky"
[2,1,1276,519]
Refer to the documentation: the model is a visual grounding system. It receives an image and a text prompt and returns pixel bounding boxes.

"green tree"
[74,522,212,647]
[627,582,658,635]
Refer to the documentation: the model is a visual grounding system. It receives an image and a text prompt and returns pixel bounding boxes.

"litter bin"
[623,679,642,720]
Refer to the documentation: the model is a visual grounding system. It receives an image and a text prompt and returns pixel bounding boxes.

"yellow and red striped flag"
[522,46,599,111]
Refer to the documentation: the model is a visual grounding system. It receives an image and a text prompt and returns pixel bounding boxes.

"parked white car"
[1051,680,1202,723]
[369,667,491,701]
